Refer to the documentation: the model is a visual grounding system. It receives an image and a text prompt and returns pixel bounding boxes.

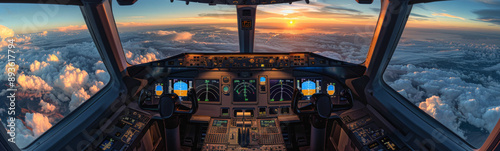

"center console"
[203,116,286,151]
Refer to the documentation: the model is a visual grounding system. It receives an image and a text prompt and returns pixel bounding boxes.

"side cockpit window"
[383,1,500,148]
[0,4,110,148]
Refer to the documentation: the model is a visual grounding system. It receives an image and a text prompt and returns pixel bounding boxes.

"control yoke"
[140,88,198,151]
[291,88,353,151]
[291,88,353,118]
[159,88,198,118]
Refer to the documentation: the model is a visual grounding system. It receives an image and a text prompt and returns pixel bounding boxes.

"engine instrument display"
[168,79,193,101]
[195,79,220,102]
[297,78,321,100]
[269,79,294,102]
[233,79,257,102]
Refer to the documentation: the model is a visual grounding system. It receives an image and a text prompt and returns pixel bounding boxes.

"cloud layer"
[384,30,500,146]
[0,26,110,148]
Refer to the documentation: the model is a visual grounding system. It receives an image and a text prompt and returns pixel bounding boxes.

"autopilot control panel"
[150,53,349,68]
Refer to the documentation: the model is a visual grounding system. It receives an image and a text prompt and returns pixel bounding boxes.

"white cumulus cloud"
[25,113,52,137]
[69,88,91,111]
[145,30,193,41]
[39,100,56,112]
[18,74,53,92]
[55,64,89,93]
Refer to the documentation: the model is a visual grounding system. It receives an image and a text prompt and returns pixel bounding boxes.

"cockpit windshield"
[112,0,380,65]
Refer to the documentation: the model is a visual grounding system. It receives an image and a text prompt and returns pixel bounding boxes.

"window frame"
[378,43,497,148]
[0,2,122,150]
[365,0,500,150]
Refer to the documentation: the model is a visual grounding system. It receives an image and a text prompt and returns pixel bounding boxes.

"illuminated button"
[261,64,265,67]
[223,85,230,94]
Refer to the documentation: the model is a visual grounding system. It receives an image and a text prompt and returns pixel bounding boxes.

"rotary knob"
[269,59,275,64]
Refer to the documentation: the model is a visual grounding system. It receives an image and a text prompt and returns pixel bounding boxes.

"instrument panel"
[145,70,344,118]
[140,53,356,118]
[149,76,340,104]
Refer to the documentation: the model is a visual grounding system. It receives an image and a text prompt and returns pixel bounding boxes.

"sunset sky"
[0,0,499,34]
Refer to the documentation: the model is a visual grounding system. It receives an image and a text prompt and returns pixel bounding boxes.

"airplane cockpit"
[1,0,499,151]
[131,52,362,150]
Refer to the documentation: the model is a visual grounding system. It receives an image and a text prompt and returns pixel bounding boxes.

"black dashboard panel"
[150,53,354,68]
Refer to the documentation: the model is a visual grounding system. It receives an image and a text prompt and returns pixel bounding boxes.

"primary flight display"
[195,79,220,102]
[269,79,294,102]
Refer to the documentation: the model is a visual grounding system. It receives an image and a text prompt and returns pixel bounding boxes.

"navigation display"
[233,79,257,102]
[168,79,193,101]
[269,79,294,102]
[195,79,220,102]
[260,120,276,127]
[297,78,321,100]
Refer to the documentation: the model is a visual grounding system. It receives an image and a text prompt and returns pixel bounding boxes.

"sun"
[287,20,297,27]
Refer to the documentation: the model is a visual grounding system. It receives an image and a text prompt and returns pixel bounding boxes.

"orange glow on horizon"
[35,7,500,35]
